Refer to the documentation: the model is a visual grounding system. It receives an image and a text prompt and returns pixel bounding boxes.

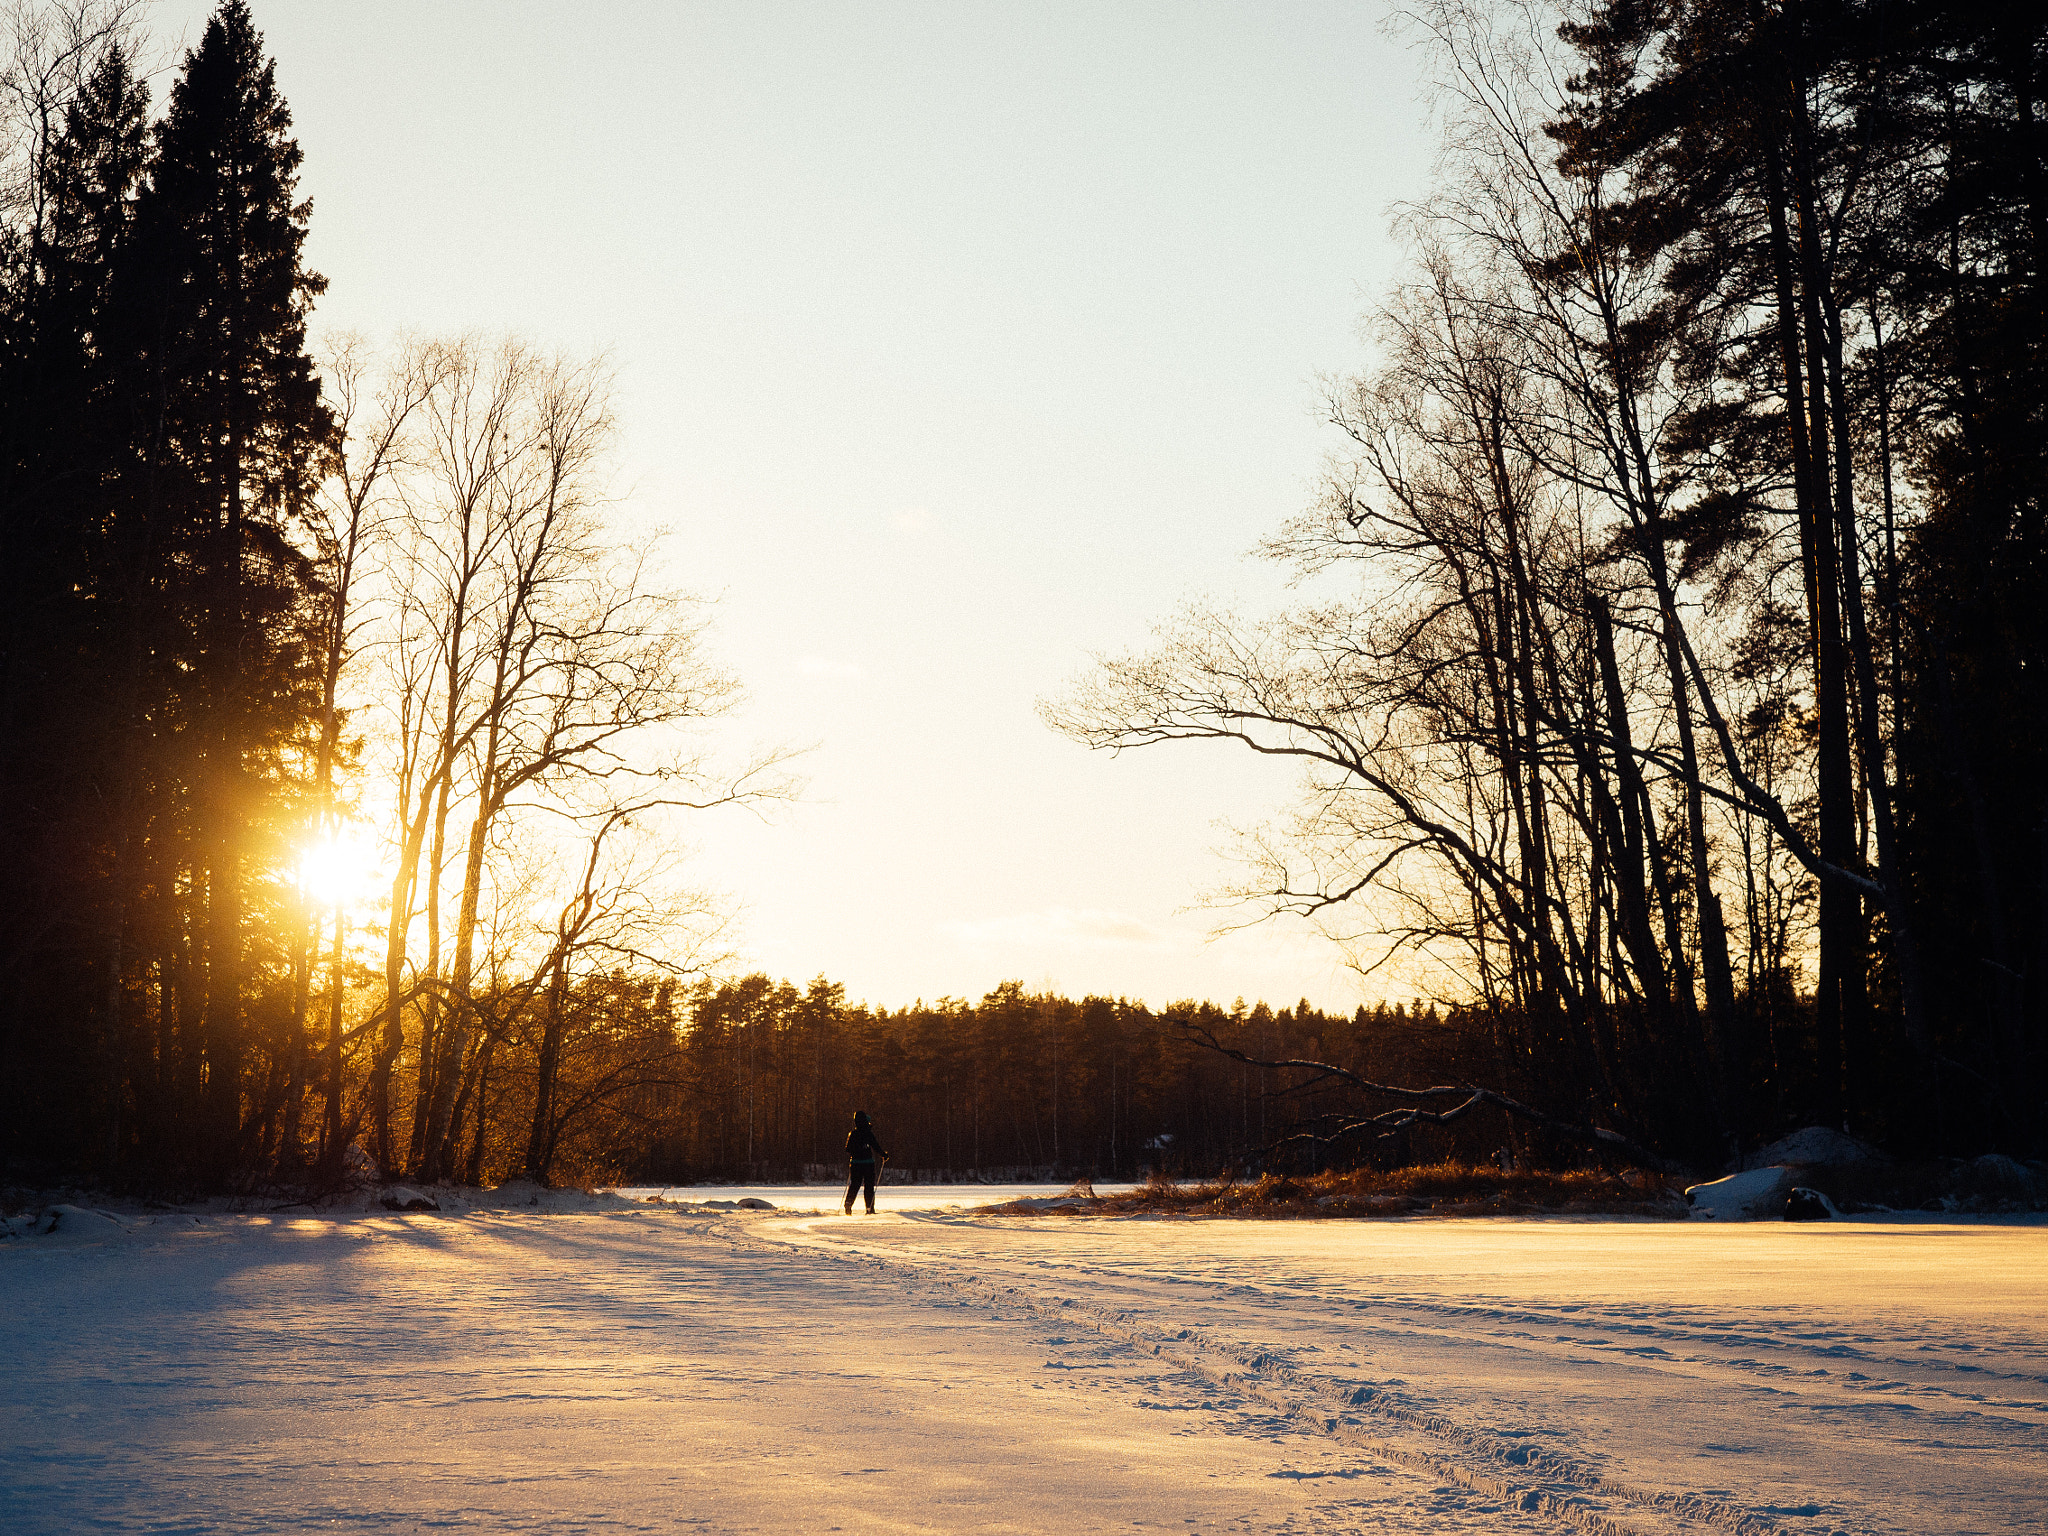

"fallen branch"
[1184,1024,1670,1174]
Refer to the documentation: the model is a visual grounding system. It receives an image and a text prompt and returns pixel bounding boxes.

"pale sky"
[157,0,1435,1013]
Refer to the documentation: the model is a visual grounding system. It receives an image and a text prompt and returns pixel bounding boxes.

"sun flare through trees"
[0,1,776,1189]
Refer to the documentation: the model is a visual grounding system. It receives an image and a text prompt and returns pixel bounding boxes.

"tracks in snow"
[752,1217,1828,1536]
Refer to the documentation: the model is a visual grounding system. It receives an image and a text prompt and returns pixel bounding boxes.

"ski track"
[1,1207,2041,1535]
[765,1213,2048,1536]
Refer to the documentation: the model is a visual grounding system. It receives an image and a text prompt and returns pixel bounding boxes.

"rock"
[1782,1186,1837,1221]
[27,1204,127,1241]
[1686,1166,1799,1219]
[379,1186,440,1212]
[1968,1153,2034,1194]
[1356,1194,1416,1212]
[735,1197,775,1210]
[1741,1126,1883,1171]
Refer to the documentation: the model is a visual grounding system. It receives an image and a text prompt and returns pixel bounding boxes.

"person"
[844,1109,889,1215]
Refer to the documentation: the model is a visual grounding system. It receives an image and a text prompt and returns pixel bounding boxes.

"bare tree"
[340,335,777,1183]
[276,334,437,1175]
[0,0,141,243]
[516,795,736,1185]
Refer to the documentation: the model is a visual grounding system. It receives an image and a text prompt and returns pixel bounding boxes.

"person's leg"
[861,1164,877,1213]
[844,1165,860,1215]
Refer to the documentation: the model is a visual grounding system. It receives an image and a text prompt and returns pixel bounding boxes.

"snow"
[1684,1166,1800,1219]
[1782,1186,1842,1220]
[9,1203,129,1244]
[3,1203,2042,1534]
[623,1181,1141,1214]
[1685,1169,1843,1222]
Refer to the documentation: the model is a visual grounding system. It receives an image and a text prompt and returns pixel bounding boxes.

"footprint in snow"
[1268,1467,1381,1479]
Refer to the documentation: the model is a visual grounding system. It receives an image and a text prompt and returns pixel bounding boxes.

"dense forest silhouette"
[1,0,2043,1191]
[420,975,1499,1188]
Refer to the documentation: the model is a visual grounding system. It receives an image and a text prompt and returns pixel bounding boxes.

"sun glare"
[296,828,377,913]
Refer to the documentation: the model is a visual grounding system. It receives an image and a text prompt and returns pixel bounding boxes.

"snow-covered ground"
[618,1182,1141,1214]
[3,1203,2041,1534]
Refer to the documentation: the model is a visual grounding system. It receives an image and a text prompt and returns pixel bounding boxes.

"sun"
[295,826,378,914]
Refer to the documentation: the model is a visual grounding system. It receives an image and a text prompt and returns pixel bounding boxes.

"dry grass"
[978,1163,1689,1220]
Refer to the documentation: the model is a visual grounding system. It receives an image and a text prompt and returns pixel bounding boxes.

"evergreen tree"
[0,34,151,1170]
[1872,0,2048,1148]
[1549,0,1913,1129]
[114,0,332,1168]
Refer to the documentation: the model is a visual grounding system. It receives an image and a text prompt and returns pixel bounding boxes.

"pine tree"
[1549,0,1903,1128]
[117,0,332,1169]
[0,35,151,1171]
[1873,0,2048,1149]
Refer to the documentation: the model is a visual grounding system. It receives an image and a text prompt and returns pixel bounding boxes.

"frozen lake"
[4,1204,2043,1533]
[620,1180,1139,1213]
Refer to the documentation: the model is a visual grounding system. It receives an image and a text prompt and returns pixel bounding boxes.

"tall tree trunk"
[1590,597,1673,1021]
[204,400,246,1172]
[525,958,569,1181]
[462,1032,495,1186]
[371,801,432,1177]
[1761,131,1856,1127]
[320,906,345,1170]
[279,920,309,1170]
[407,769,456,1173]
[1650,550,1739,1148]
[423,792,491,1180]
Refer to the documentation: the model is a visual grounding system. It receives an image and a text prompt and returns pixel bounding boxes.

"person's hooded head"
[853,1109,871,1128]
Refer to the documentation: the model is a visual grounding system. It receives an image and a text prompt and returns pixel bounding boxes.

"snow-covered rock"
[12,1204,130,1243]
[987,1195,1096,1212]
[735,1197,775,1210]
[466,1182,642,1213]
[1690,1169,1845,1221]
[1740,1126,1882,1170]
[379,1187,441,1212]
[1783,1186,1839,1221]
[1685,1166,1799,1219]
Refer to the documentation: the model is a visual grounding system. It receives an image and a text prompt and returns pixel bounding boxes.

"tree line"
[1053,0,2047,1163]
[446,974,1511,1187]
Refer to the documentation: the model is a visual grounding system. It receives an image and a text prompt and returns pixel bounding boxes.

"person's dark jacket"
[846,1125,889,1165]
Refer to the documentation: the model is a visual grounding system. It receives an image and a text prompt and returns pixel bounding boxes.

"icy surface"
[2,1207,2041,1534]
[620,1181,1141,1213]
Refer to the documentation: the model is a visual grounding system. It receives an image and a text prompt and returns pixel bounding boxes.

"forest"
[548,977,1493,1187]
[2,0,2044,1191]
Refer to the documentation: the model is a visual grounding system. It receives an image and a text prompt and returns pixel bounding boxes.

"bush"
[980,1162,1688,1219]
